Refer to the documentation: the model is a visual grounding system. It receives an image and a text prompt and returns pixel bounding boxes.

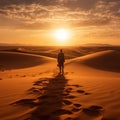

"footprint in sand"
[67,88,73,90]
[27,87,42,94]
[67,84,82,88]
[77,90,85,94]
[33,81,42,86]
[11,99,37,107]
[21,75,26,77]
[73,103,82,108]
[82,105,104,117]
[63,100,72,105]
[64,72,69,75]
[77,89,91,95]
[34,79,49,86]
[65,88,73,93]
[84,92,91,95]
[72,108,81,112]
[65,95,76,99]
[72,85,82,88]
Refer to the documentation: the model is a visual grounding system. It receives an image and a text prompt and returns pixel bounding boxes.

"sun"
[54,28,70,42]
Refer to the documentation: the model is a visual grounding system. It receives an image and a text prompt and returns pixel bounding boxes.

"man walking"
[57,49,65,74]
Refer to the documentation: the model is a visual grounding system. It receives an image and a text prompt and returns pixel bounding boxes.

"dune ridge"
[0,51,55,70]
[69,50,120,72]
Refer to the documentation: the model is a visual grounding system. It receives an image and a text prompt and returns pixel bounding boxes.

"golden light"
[54,28,71,42]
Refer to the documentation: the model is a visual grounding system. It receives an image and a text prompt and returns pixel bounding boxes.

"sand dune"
[0,47,120,120]
[0,51,54,70]
[69,50,120,72]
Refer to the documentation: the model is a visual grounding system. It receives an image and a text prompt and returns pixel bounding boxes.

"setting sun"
[54,29,71,42]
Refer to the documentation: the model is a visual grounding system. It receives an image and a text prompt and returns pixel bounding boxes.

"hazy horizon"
[0,42,120,47]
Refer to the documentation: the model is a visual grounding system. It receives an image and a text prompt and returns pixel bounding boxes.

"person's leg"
[59,63,61,73]
[60,65,61,73]
[58,62,60,73]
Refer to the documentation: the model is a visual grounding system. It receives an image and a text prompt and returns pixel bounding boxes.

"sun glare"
[54,29,70,42]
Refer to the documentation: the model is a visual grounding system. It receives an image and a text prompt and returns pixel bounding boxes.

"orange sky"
[0,0,120,46]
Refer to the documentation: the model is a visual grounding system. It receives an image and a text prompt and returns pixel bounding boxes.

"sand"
[0,47,120,120]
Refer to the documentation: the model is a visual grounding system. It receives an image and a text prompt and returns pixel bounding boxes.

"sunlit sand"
[0,46,120,120]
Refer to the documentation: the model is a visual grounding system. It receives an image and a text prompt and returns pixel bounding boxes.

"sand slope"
[70,50,120,72]
[0,51,55,70]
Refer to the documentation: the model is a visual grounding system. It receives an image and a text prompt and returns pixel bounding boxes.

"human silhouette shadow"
[30,73,70,120]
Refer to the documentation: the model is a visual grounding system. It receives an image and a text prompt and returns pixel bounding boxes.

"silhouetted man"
[57,49,65,74]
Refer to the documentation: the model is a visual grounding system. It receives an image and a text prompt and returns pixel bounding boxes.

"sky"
[0,0,120,46]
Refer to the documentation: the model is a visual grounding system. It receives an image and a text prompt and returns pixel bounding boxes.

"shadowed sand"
[30,74,68,120]
[69,50,120,72]
[0,46,120,120]
[0,51,54,70]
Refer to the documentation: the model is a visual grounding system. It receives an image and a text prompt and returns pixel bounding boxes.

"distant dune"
[70,50,120,72]
[0,51,54,70]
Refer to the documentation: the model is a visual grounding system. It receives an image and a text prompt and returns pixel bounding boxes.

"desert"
[0,46,120,120]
